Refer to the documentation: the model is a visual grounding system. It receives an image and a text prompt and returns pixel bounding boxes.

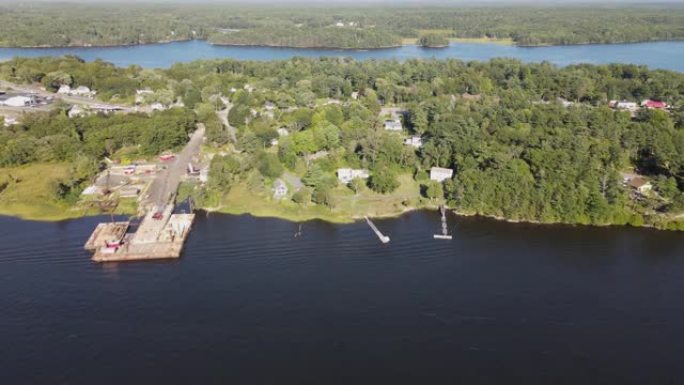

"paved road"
[141,124,205,211]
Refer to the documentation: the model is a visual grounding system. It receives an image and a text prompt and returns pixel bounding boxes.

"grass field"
[0,163,137,221]
[212,173,437,224]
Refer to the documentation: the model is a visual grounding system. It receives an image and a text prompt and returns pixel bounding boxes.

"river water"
[1,40,684,71]
[2,39,684,383]
[2,211,684,384]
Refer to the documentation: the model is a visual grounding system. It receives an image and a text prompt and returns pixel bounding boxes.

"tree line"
[1,4,684,48]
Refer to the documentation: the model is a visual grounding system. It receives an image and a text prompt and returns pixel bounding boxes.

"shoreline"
[9,200,681,233]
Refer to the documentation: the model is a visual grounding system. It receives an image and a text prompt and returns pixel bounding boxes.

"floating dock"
[433,205,452,240]
[365,216,390,244]
[87,205,194,262]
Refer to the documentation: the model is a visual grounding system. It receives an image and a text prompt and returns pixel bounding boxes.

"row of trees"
[1,4,684,48]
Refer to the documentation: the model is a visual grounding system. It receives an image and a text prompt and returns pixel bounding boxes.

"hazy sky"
[6,0,684,3]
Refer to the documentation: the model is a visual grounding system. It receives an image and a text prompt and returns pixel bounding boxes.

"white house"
[135,89,154,104]
[68,105,87,118]
[243,84,256,93]
[264,101,276,111]
[335,22,345,27]
[626,176,653,194]
[384,119,402,131]
[277,128,289,137]
[150,102,167,111]
[273,179,288,199]
[430,167,454,182]
[609,100,639,110]
[404,136,423,148]
[57,85,72,94]
[351,91,359,100]
[337,168,370,184]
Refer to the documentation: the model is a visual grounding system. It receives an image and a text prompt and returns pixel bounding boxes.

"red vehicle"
[159,154,176,162]
[152,212,164,220]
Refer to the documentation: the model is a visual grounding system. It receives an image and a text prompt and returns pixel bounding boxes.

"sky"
[7,0,684,3]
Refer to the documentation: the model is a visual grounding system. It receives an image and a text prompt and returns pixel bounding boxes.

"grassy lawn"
[0,163,82,221]
[0,163,138,221]
[212,173,436,223]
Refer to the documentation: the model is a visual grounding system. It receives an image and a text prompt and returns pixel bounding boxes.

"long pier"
[433,205,452,240]
[365,216,390,244]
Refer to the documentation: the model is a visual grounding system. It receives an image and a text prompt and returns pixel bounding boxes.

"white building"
[1,95,33,107]
[430,167,454,182]
[277,128,289,137]
[68,105,87,118]
[351,91,359,100]
[57,85,95,97]
[273,179,288,199]
[264,101,276,111]
[337,168,370,184]
[626,176,653,194]
[384,119,402,131]
[609,100,639,110]
[150,102,167,111]
[404,136,423,148]
[57,85,72,95]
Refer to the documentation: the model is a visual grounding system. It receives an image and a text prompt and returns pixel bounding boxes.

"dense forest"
[1,56,683,228]
[1,4,684,48]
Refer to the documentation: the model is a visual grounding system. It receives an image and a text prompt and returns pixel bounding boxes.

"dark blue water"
[1,40,684,71]
[2,211,684,384]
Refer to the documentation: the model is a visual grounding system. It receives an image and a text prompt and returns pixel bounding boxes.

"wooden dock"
[433,205,452,240]
[365,216,390,244]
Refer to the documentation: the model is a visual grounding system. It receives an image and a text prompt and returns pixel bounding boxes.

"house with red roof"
[641,99,669,109]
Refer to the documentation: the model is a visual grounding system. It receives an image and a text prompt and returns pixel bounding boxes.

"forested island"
[1,4,684,49]
[0,55,683,230]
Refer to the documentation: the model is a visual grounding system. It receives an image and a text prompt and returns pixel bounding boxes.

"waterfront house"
[384,119,403,131]
[337,168,370,184]
[404,136,423,148]
[641,99,668,109]
[430,167,454,182]
[273,179,288,199]
[626,177,653,194]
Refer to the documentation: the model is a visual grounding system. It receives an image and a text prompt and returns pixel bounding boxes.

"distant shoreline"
[2,37,684,51]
